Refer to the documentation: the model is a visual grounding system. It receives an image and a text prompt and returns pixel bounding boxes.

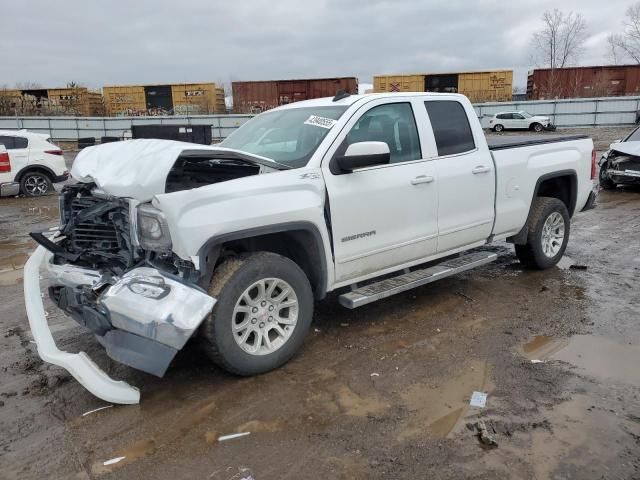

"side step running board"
[338,251,497,309]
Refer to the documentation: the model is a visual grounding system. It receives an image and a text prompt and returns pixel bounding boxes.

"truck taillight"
[0,152,10,173]
[591,149,596,180]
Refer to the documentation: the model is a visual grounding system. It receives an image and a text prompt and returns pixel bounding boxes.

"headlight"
[137,204,172,251]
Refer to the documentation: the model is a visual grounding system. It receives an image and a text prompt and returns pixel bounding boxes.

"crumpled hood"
[71,139,278,202]
[609,141,640,157]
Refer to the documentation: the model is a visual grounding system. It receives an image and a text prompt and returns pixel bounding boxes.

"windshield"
[220,106,348,168]
[519,111,533,118]
[624,126,640,142]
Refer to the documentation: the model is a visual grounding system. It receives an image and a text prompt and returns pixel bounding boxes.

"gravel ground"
[1,127,639,479]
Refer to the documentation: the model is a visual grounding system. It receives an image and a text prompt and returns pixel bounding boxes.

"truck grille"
[68,197,128,253]
[58,185,136,273]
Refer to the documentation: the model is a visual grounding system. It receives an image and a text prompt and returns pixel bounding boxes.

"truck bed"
[487,134,590,150]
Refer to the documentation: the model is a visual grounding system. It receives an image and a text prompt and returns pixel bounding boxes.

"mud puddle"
[0,248,28,286]
[521,334,640,385]
[398,360,491,440]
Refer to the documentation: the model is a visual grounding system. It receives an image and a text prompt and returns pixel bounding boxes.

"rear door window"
[424,101,476,156]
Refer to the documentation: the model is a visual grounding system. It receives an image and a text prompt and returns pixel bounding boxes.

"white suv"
[488,111,553,132]
[0,130,69,196]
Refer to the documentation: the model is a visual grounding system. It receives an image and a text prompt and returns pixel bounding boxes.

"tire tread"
[515,196,570,269]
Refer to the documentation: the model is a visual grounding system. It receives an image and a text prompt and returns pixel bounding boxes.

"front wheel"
[493,124,504,132]
[532,122,544,132]
[515,197,570,269]
[200,252,314,376]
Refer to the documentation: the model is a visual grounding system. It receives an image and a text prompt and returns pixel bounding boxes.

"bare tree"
[530,9,588,98]
[532,9,588,69]
[608,3,640,64]
[607,34,623,64]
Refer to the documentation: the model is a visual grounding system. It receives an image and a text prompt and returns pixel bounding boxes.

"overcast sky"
[2,0,634,92]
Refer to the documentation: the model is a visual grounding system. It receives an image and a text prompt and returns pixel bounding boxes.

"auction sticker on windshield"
[304,115,337,129]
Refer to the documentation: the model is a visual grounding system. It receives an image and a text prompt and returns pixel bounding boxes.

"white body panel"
[491,140,594,238]
[320,97,438,282]
[154,167,334,287]
[608,140,640,156]
[71,139,282,202]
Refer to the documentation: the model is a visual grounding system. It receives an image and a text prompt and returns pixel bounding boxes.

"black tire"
[200,252,313,376]
[532,122,543,132]
[20,171,53,196]
[599,165,616,190]
[493,124,504,132]
[515,197,570,270]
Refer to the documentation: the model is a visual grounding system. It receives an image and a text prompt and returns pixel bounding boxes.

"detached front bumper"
[24,246,215,404]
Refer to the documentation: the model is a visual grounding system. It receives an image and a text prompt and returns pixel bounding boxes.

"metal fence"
[0,115,253,141]
[474,95,640,129]
[1,95,640,141]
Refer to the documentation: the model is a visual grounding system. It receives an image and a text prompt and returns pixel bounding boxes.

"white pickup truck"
[24,92,597,403]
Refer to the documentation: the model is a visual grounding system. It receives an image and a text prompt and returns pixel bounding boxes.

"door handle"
[472,165,491,174]
[411,175,434,185]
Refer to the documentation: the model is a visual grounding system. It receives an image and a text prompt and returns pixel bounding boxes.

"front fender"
[153,167,332,268]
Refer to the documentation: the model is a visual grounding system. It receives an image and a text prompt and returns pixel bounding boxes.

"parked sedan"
[488,111,554,133]
[0,130,68,196]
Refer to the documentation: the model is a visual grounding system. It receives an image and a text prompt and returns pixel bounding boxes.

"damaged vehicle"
[24,92,597,404]
[599,126,640,189]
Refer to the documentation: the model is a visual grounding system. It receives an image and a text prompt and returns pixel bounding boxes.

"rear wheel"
[599,165,616,190]
[532,122,543,132]
[200,252,314,375]
[515,197,570,269]
[493,124,504,132]
[20,171,53,196]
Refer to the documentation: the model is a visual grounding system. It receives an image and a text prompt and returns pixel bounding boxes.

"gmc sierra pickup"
[24,92,597,403]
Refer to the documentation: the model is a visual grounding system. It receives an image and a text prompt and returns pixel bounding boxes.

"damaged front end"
[24,140,286,403]
[26,182,215,403]
[600,142,640,187]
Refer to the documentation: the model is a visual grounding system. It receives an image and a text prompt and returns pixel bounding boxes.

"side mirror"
[336,141,390,173]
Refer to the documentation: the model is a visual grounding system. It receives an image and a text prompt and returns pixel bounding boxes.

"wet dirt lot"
[1,128,639,480]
